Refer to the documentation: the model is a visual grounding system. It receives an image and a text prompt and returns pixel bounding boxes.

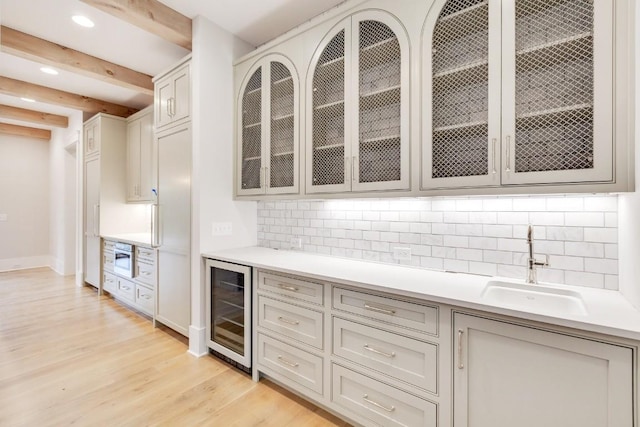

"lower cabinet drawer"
[332,364,437,427]
[136,261,155,287]
[258,334,323,395]
[258,296,324,349]
[136,284,154,314]
[103,271,117,294]
[333,317,437,393]
[103,252,114,272]
[117,278,135,302]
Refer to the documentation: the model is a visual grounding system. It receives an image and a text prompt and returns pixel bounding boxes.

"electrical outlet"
[212,222,233,236]
[393,247,412,262]
[290,237,302,249]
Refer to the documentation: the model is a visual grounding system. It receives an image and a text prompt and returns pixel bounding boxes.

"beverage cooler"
[205,259,252,370]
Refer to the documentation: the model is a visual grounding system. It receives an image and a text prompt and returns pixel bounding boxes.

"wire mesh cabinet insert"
[237,54,299,196]
[423,0,613,189]
[306,11,410,194]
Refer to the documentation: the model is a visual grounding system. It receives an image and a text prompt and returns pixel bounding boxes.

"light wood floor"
[0,268,350,427]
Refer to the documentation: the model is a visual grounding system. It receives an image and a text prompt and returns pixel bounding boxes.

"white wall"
[0,133,50,271]
[49,111,83,275]
[190,15,257,355]
[618,0,640,308]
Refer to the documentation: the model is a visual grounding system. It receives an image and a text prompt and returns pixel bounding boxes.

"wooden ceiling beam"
[1,26,153,96]
[0,104,69,128]
[0,76,138,118]
[0,122,51,140]
[80,0,192,50]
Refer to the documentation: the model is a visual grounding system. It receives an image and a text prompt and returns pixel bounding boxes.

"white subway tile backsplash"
[497,212,529,225]
[529,212,565,226]
[258,195,618,290]
[565,241,605,258]
[565,212,604,227]
[584,228,617,243]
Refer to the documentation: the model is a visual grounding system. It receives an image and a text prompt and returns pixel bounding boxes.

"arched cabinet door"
[422,0,500,190]
[422,0,614,189]
[237,55,300,196]
[306,11,410,194]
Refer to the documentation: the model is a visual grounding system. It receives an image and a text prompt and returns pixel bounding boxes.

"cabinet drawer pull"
[277,355,299,368]
[277,316,300,326]
[457,329,464,370]
[363,303,396,315]
[363,394,395,412]
[278,283,299,292]
[363,344,395,358]
[140,271,151,276]
[121,285,131,291]
[142,294,151,300]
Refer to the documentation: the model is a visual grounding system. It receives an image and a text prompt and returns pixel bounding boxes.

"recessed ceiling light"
[40,67,59,75]
[72,15,95,28]
[21,98,36,103]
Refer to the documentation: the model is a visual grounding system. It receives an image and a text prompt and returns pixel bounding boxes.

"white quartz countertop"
[102,233,152,247]
[202,246,640,342]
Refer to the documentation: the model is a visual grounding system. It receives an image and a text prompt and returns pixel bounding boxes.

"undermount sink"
[481,280,588,316]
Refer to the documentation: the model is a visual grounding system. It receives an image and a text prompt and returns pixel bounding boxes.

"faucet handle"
[534,254,549,267]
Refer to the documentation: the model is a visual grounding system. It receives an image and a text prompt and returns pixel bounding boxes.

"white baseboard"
[188,325,208,357]
[0,256,51,272]
[50,256,64,275]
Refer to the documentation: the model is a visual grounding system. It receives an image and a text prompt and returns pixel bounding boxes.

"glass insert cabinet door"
[205,259,252,368]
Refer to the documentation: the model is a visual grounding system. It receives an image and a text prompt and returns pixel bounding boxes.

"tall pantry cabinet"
[152,56,192,337]
[82,114,127,288]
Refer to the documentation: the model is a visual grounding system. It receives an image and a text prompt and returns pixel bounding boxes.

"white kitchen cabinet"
[306,10,410,194]
[126,106,154,202]
[84,120,99,158]
[423,0,615,189]
[237,54,300,196]
[453,312,633,427]
[82,114,127,289]
[154,57,190,131]
[101,238,156,317]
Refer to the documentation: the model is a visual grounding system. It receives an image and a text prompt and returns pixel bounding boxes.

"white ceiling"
[0,0,345,131]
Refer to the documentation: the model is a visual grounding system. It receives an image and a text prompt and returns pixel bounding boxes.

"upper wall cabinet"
[154,59,191,131]
[237,54,300,196]
[422,0,614,189]
[126,106,154,203]
[306,11,410,194]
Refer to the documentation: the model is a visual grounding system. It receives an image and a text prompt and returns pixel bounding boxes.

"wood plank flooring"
[0,268,351,426]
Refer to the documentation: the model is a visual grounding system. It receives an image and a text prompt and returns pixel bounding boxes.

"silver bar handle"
[265,166,270,189]
[492,138,497,174]
[457,329,464,369]
[277,355,299,368]
[363,394,395,412]
[363,303,396,315]
[278,283,299,292]
[171,97,176,116]
[166,98,172,118]
[363,344,395,358]
[352,156,357,183]
[260,167,264,189]
[151,204,160,248]
[505,136,511,172]
[278,316,300,326]
[344,156,350,184]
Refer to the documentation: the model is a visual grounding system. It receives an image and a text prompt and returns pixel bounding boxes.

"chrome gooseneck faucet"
[526,225,549,284]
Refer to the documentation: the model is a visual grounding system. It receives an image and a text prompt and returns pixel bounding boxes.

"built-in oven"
[113,242,135,278]
[205,259,252,372]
